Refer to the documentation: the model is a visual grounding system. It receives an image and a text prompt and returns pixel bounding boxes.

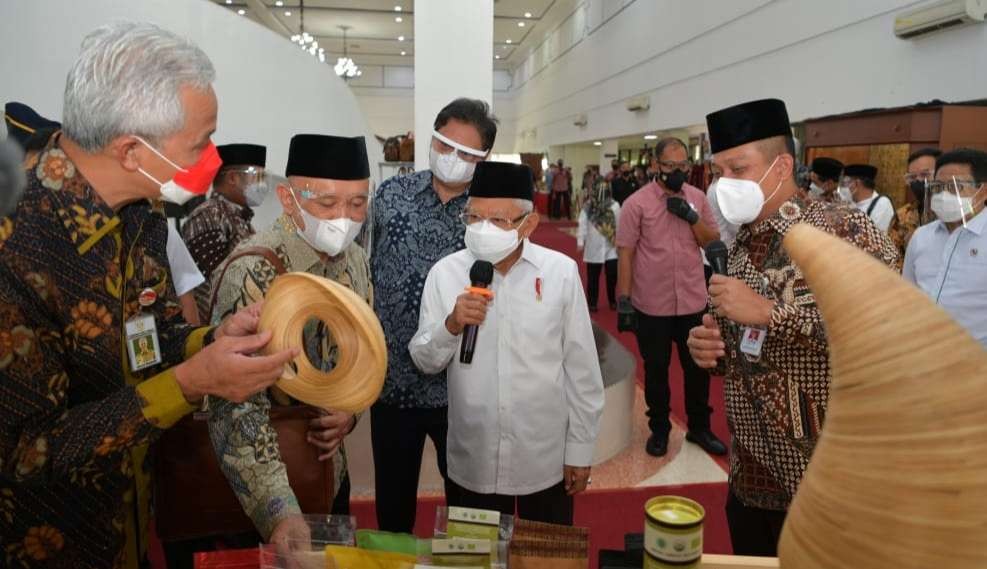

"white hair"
[467,197,534,215]
[63,22,216,152]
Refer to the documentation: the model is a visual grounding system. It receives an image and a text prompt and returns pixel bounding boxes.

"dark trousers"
[585,259,618,309]
[725,491,787,556]
[446,479,573,526]
[161,474,352,569]
[550,191,571,219]
[634,310,712,438]
[371,403,450,533]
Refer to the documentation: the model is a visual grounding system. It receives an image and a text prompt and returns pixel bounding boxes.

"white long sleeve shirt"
[409,241,605,495]
[166,223,205,296]
[903,210,987,348]
[855,193,895,233]
[576,203,620,263]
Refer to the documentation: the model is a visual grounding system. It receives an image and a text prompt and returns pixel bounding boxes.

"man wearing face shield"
[685,99,899,555]
[182,143,269,321]
[410,162,604,524]
[903,148,987,348]
[207,134,372,546]
[615,137,725,459]
[370,98,497,533]
[891,148,941,255]
[0,22,297,569]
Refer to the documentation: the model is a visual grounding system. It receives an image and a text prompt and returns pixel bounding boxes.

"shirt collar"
[519,239,544,269]
[35,133,145,254]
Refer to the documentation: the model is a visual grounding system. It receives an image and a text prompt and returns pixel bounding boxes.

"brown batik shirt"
[181,193,255,320]
[714,196,900,511]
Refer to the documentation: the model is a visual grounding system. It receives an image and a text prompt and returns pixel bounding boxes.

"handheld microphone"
[705,240,729,276]
[0,140,26,218]
[460,260,494,364]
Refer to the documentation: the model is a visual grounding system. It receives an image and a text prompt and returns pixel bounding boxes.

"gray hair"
[515,199,534,214]
[63,22,216,152]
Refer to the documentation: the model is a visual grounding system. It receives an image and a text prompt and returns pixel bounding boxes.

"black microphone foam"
[460,260,494,364]
[705,240,729,276]
[0,140,26,218]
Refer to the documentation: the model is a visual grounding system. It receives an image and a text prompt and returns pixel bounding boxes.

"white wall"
[506,0,987,152]
[0,0,383,230]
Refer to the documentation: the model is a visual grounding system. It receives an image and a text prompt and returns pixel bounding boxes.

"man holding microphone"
[409,162,604,524]
[686,99,898,555]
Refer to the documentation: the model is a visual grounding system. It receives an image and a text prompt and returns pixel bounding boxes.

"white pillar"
[414,0,494,171]
[599,139,619,176]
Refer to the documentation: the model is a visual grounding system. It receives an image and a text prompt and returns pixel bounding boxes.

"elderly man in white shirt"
[410,161,604,525]
[903,148,987,348]
[843,164,895,233]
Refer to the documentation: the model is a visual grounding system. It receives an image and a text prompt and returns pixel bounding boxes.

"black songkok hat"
[4,102,60,149]
[217,144,266,168]
[844,164,878,180]
[706,98,791,154]
[811,157,844,181]
[285,134,369,180]
[469,162,534,201]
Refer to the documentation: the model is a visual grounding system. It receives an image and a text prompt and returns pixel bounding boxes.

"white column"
[414,0,494,171]
[599,139,619,176]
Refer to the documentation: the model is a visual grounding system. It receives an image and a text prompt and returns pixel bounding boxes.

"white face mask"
[714,156,782,225]
[464,220,523,264]
[931,190,979,223]
[809,182,824,197]
[290,190,363,256]
[244,182,270,207]
[430,147,476,185]
[837,185,853,203]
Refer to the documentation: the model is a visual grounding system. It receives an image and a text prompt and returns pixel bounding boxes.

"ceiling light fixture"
[284,10,291,15]
[525,12,532,18]
[395,16,403,22]
[517,21,525,27]
[225,0,232,4]
[394,5,402,11]
[398,35,405,41]
[644,134,658,140]
[593,141,602,146]
[506,39,512,44]
[495,55,501,59]
[275,0,283,5]
[400,50,407,56]
[334,24,362,78]
[237,8,246,15]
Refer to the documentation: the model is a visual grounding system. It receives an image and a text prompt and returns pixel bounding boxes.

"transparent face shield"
[926,176,985,228]
[219,165,277,207]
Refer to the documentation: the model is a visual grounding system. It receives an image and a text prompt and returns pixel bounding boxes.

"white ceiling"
[211,0,560,69]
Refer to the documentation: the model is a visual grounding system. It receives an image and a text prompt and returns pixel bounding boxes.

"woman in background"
[577,180,620,311]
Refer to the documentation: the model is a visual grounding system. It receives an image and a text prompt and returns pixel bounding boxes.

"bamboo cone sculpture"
[778,224,987,568]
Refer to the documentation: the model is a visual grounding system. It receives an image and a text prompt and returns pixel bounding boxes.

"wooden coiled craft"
[778,224,987,568]
[258,272,387,414]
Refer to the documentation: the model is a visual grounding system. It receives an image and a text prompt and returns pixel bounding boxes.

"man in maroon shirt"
[615,137,726,458]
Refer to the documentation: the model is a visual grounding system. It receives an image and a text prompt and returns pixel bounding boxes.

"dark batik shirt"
[371,170,467,408]
[181,192,255,320]
[0,134,209,569]
[715,197,900,511]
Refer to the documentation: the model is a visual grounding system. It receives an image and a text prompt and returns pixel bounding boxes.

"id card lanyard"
[125,288,163,372]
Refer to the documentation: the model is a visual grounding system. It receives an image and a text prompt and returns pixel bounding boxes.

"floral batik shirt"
[0,134,210,568]
[208,215,372,539]
[714,197,900,511]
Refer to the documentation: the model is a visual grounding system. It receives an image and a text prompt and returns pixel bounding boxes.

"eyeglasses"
[927,178,981,194]
[904,171,934,183]
[459,211,529,230]
[658,160,692,172]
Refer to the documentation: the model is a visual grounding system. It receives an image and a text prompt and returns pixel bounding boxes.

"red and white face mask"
[135,136,223,205]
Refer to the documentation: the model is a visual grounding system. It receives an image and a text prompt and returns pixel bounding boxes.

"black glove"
[617,296,637,332]
[667,196,699,224]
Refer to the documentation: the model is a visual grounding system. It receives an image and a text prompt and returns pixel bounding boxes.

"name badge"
[740,326,767,358]
[126,313,162,371]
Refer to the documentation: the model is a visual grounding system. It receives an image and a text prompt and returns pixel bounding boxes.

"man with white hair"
[0,22,296,569]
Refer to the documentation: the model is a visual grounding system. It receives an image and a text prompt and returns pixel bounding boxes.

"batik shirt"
[181,193,255,320]
[370,171,467,408]
[0,134,209,569]
[714,197,899,511]
[208,215,371,539]
[890,202,922,260]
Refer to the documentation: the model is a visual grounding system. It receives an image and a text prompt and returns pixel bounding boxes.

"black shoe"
[686,430,727,456]
[645,434,668,457]
[589,305,599,313]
